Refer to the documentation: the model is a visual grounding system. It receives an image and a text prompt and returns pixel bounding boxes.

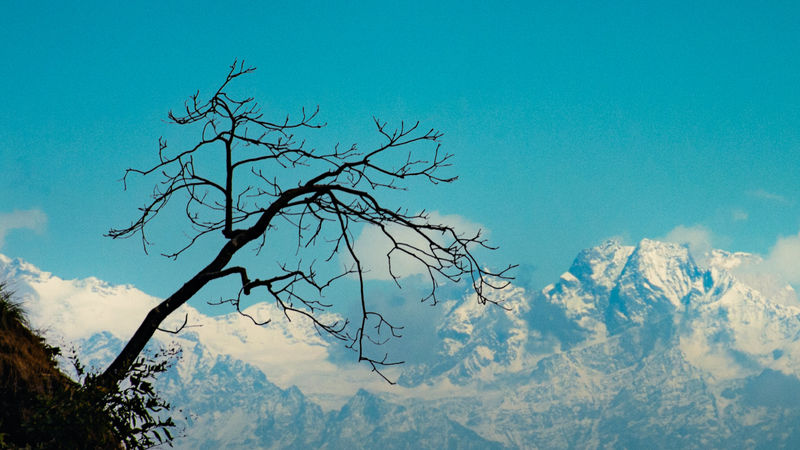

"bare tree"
[95,61,514,389]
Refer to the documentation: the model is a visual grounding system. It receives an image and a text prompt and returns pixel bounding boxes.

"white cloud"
[660,224,713,260]
[654,224,800,305]
[748,188,790,204]
[658,225,800,288]
[731,209,749,222]
[761,232,800,285]
[720,231,800,305]
[345,212,485,281]
[0,209,47,249]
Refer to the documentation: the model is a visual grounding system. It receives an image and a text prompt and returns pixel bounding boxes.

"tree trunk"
[94,241,237,388]
[95,188,308,388]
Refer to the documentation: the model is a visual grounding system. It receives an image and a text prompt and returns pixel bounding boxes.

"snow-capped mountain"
[3,238,800,448]
[403,239,800,448]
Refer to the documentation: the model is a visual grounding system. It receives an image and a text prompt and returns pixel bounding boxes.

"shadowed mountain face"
[4,239,800,448]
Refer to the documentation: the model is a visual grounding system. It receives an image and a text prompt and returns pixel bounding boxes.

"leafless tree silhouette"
[95,61,514,389]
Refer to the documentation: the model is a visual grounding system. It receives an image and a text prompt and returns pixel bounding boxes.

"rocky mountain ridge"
[3,239,800,448]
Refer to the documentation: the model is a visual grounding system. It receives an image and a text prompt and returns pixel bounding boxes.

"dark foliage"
[0,283,178,449]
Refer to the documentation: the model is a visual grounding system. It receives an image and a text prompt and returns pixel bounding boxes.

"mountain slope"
[4,239,800,448]
[399,239,800,447]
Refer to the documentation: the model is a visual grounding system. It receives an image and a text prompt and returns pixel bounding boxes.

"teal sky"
[2,1,800,308]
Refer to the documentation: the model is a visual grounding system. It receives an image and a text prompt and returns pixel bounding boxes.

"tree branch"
[98,61,514,389]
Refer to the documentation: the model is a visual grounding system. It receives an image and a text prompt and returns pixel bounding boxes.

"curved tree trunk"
[95,187,305,388]
[94,242,236,388]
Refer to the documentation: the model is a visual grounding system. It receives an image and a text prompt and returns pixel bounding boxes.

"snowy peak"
[336,388,394,423]
[706,248,763,271]
[541,239,707,339]
[0,254,45,279]
[607,239,705,331]
[401,237,799,390]
[567,240,634,292]
[705,249,799,307]
[400,283,533,386]
[617,239,703,306]
[404,239,716,384]
[539,241,633,340]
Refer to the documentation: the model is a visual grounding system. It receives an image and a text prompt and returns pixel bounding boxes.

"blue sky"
[2,1,800,311]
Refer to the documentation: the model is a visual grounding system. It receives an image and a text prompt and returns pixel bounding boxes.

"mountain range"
[3,238,800,448]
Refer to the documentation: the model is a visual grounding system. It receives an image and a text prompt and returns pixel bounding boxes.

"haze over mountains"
[3,238,800,448]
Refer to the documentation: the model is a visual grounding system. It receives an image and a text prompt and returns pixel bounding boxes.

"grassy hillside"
[0,282,124,448]
[0,282,178,449]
